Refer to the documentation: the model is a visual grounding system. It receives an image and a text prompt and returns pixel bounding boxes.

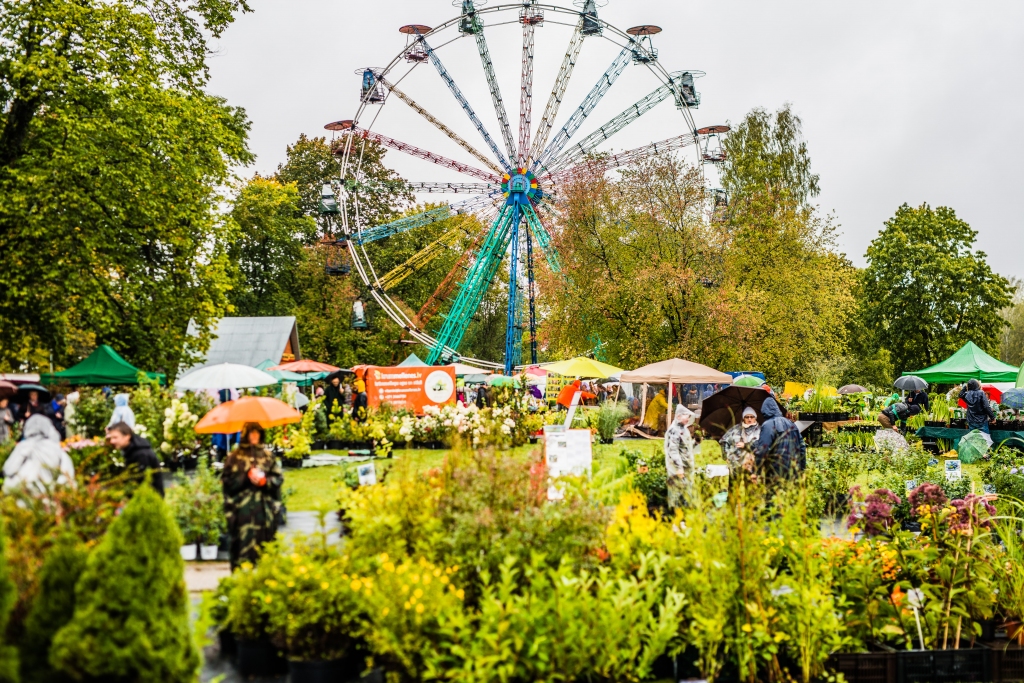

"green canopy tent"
[903,341,1018,384]
[40,345,165,386]
[397,353,428,367]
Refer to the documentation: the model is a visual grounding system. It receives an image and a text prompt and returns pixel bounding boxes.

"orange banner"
[364,366,457,415]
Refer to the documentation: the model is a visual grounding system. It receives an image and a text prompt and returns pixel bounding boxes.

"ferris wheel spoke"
[354,194,497,245]
[405,182,501,194]
[427,204,518,364]
[529,17,585,166]
[413,222,491,330]
[546,78,679,174]
[533,46,631,173]
[339,126,501,183]
[421,37,513,173]
[523,200,561,274]
[379,76,504,175]
[379,219,486,292]
[551,132,699,178]
[517,13,536,168]
[460,0,518,164]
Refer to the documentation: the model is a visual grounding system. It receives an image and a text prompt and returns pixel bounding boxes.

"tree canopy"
[860,203,1012,374]
[0,0,253,373]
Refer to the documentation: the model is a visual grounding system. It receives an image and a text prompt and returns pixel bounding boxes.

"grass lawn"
[282,438,676,511]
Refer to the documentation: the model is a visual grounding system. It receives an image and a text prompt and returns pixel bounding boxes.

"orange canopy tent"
[194,396,301,434]
[268,359,340,373]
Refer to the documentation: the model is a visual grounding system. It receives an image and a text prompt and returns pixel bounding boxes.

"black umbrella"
[894,376,927,391]
[15,383,50,401]
[699,386,770,439]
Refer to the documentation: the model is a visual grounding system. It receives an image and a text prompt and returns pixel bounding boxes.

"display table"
[915,426,1024,449]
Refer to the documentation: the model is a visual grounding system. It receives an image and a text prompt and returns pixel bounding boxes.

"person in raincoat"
[351,379,369,422]
[2,415,75,494]
[752,397,806,482]
[720,406,762,473]
[664,405,696,509]
[959,379,995,434]
[222,422,283,569]
[643,389,668,432]
[107,393,136,429]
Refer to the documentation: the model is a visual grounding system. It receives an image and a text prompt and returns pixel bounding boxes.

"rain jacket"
[120,434,164,496]
[960,380,994,430]
[664,407,695,508]
[721,420,762,472]
[752,397,806,479]
[107,393,136,429]
[223,443,283,568]
[2,415,75,494]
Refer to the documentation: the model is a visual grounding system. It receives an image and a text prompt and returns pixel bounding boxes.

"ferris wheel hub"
[502,168,541,206]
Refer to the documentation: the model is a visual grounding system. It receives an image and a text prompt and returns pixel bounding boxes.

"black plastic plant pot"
[983,640,1024,682]
[312,440,326,451]
[828,651,896,683]
[289,657,360,683]
[235,638,288,677]
[894,646,990,683]
[901,519,922,533]
[326,439,344,450]
[217,629,236,658]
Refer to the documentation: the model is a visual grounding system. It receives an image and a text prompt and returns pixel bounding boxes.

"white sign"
[545,428,593,500]
[357,462,377,486]
[944,459,962,481]
[563,391,582,429]
[705,464,730,479]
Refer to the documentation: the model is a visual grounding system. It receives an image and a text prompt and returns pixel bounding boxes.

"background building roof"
[185,317,300,371]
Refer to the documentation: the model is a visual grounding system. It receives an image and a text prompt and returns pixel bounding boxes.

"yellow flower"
[381,607,390,617]
[298,566,307,574]
[456,589,465,600]
[404,602,412,610]
[422,575,432,585]
[321,582,330,590]
[264,595,273,604]
[440,576,449,585]
[384,562,395,572]
[401,585,409,593]
[380,553,389,563]
[350,579,363,591]
[413,588,424,599]
[415,603,425,614]
[291,554,301,563]
[286,581,295,588]
[265,579,278,587]
[411,574,420,584]
[741,624,752,633]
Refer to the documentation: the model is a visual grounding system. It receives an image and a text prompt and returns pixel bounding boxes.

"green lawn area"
[282,439,677,511]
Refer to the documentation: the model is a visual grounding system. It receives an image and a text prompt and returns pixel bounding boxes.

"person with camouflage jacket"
[222,423,283,569]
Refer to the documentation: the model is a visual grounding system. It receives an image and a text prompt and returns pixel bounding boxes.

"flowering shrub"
[847,486,901,537]
[160,398,199,455]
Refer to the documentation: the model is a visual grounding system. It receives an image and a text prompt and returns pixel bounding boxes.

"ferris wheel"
[326,0,727,373]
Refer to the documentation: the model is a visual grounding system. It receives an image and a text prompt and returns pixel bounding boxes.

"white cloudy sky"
[207,0,1024,278]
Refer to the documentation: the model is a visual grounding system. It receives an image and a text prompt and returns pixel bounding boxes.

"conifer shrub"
[0,518,19,683]
[49,487,199,682]
[20,535,87,683]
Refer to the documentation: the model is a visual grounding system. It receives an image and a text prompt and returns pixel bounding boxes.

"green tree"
[275,134,410,240]
[999,279,1024,367]
[227,176,316,316]
[721,104,820,206]
[20,535,88,683]
[0,519,18,683]
[0,0,253,374]
[861,203,1012,374]
[50,487,199,682]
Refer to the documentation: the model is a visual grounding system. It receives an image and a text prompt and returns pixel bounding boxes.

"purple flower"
[908,483,947,516]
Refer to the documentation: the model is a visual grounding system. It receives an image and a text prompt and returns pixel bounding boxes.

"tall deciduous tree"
[227,177,316,317]
[0,0,252,373]
[861,203,1012,374]
[999,279,1024,367]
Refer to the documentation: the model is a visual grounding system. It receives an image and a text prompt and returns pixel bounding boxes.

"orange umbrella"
[268,359,340,373]
[194,396,301,434]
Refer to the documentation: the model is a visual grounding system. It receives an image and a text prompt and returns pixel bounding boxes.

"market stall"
[40,344,165,386]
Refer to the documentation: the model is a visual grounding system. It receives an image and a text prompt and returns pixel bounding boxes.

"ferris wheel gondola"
[332,1,727,372]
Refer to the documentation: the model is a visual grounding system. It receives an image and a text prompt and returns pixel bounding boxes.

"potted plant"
[595,402,629,444]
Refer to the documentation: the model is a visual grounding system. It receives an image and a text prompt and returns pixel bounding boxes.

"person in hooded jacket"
[222,422,283,569]
[664,405,696,509]
[106,422,164,496]
[721,406,762,473]
[959,379,995,433]
[752,397,806,482]
[324,374,345,422]
[106,393,136,430]
[2,415,75,494]
[352,379,369,422]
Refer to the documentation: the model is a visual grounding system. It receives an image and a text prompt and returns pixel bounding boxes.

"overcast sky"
[207,0,1024,279]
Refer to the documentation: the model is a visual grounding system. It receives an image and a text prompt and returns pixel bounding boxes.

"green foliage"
[167,458,225,545]
[983,446,1024,501]
[0,0,253,374]
[68,390,111,439]
[860,203,1013,375]
[621,448,667,512]
[806,447,861,517]
[0,518,19,683]
[50,487,200,682]
[20,535,88,683]
[999,278,1024,366]
[596,402,629,442]
[721,104,820,206]
[227,176,316,317]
